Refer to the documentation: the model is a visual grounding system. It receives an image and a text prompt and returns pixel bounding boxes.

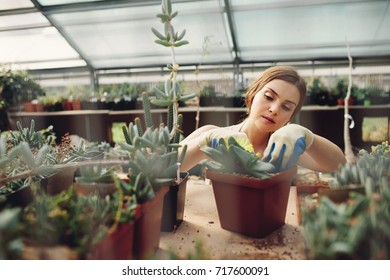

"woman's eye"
[282,105,292,111]
[264,94,273,101]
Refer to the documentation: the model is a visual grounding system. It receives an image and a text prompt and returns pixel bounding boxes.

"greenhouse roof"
[1,0,390,72]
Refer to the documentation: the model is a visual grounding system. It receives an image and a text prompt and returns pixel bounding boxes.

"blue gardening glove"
[262,124,314,172]
[198,128,249,149]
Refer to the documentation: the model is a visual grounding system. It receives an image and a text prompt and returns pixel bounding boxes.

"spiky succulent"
[200,137,274,179]
[332,142,390,195]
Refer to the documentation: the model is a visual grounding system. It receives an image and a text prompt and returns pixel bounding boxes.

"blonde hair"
[245,66,306,120]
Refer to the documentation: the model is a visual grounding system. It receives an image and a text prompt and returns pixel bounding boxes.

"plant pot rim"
[205,167,297,190]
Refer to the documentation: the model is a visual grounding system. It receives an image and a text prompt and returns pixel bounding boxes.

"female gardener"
[179,65,346,173]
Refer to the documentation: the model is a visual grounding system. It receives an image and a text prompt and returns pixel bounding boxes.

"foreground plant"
[302,142,390,259]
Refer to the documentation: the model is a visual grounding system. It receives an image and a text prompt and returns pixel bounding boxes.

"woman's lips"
[262,116,275,124]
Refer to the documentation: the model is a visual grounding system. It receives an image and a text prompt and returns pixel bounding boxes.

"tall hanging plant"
[151,0,196,137]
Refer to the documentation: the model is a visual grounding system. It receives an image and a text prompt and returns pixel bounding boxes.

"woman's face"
[248,79,300,133]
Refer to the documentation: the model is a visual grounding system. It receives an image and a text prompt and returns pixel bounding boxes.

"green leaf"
[134,136,155,149]
[171,10,178,19]
[155,39,171,47]
[179,93,197,101]
[174,40,189,47]
[176,29,186,41]
[117,142,136,153]
[0,134,7,157]
[156,13,169,22]
[150,99,173,107]
[36,165,57,177]
[151,27,166,40]
[35,145,50,166]
[19,142,36,169]
[153,86,167,99]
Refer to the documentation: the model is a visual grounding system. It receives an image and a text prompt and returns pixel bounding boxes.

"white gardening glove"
[262,124,314,172]
[198,127,249,149]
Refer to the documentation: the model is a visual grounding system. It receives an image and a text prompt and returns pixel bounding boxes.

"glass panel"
[232,1,390,61]
[0,12,49,29]
[1,0,34,10]
[48,1,231,69]
[36,0,104,5]
[0,27,84,69]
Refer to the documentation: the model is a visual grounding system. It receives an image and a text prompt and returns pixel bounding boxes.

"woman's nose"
[268,103,279,115]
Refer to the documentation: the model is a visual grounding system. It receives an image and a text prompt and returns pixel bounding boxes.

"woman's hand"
[262,124,314,172]
[198,127,249,148]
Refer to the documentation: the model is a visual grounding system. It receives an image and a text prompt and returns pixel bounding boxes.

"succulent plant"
[21,186,113,258]
[331,141,390,195]
[74,165,116,184]
[200,137,274,179]
[302,142,390,259]
[0,207,24,259]
[118,92,187,203]
[150,0,196,137]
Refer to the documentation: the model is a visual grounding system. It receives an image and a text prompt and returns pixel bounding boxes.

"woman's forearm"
[299,134,347,172]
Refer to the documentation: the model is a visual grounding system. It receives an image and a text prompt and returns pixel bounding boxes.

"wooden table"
[158,176,306,260]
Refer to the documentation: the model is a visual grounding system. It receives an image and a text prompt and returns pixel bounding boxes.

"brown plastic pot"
[206,167,297,238]
[90,222,135,260]
[318,187,365,204]
[133,185,169,259]
[41,166,76,195]
[161,172,189,232]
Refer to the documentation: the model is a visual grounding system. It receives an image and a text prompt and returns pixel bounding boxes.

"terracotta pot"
[74,181,116,198]
[23,102,35,112]
[71,100,81,110]
[90,222,135,260]
[133,185,169,259]
[63,101,73,110]
[161,172,189,232]
[41,166,76,195]
[318,187,365,204]
[206,167,297,238]
[34,103,44,112]
[296,184,330,195]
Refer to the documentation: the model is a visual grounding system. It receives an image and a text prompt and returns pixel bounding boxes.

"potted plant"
[0,66,46,112]
[119,93,189,234]
[307,77,329,106]
[20,186,113,260]
[73,165,117,198]
[200,137,297,238]
[199,84,218,107]
[0,207,24,259]
[301,141,390,259]
[0,66,46,131]
[319,141,389,203]
[88,177,138,260]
